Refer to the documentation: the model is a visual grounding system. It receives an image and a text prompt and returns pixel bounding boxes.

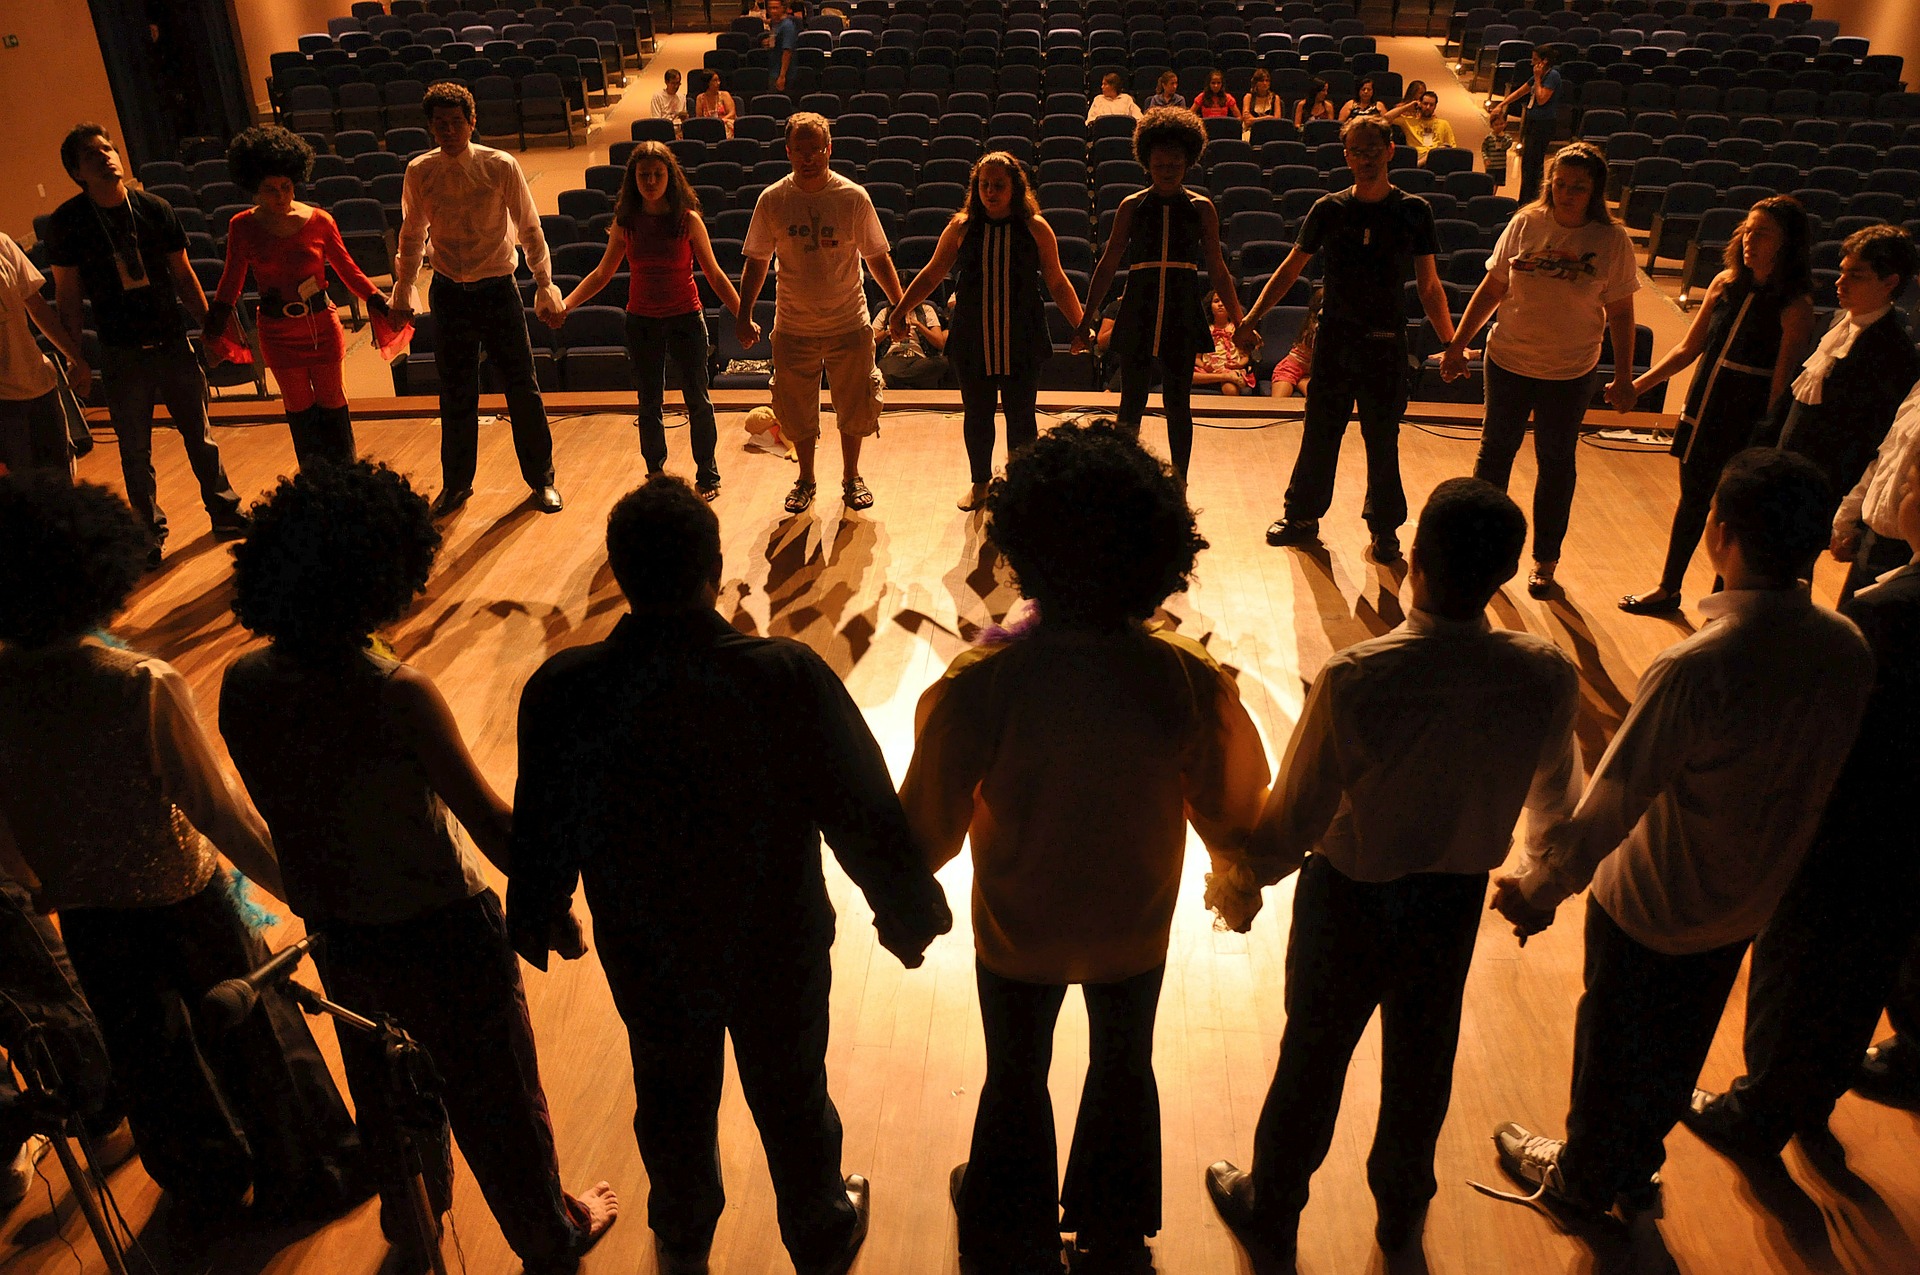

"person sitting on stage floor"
[508,474,951,1275]
[737,112,906,515]
[387,82,565,519]
[45,124,249,565]
[1484,449,1873,1225]
[0,473,363,1235]
[901,423,1269,1275]
[1077,108,1240,481]
[219,460,617,1275]
[209,125,389,471]
[1205,477,1582,1265]
[1683,454,1920,1160]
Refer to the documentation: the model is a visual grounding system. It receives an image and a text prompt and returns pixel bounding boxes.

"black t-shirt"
[1297,186,1437,334]
[45,189,190,349]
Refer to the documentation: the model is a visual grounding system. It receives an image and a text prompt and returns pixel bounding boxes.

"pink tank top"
[624,213,700,317]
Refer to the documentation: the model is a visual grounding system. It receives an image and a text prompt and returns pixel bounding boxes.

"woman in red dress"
[208,127,386,468]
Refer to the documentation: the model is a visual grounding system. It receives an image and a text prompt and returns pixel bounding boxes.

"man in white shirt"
[1832,374,1920,601]
[737,113,905,514]
[650,68,686,121]
[388,83,564,518]
[1486,448,1873,1223]
[0,231,88,476]
[1205,478,1581,1263]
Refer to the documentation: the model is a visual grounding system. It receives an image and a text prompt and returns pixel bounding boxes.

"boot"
[287,406,323,470]
[314,404,357,465]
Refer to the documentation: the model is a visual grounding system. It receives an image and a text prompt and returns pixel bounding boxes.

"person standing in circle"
[891,152,1084,510]
[556,141,740,501]
[1077,109,1239,481]
[1617,197,1815,615]
[210,126,388,471]
[1440,143,1641,597]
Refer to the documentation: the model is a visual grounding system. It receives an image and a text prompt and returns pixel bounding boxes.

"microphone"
[201,934,322,1033]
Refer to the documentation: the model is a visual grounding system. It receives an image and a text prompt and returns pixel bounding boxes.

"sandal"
[957,482,988,511]
[1619,589,1681,615]
[1527,562,1557,599]
[783,479,816,514]
[843,476,874,511]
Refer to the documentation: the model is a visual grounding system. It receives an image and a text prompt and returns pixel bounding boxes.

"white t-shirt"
[0,234,58,401]
[650,89,685,119]
[743,172,889,337]
[1087,93,1142,121]
[1484,205,1639,381]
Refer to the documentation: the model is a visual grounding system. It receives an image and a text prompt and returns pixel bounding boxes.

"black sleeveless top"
[1674,274,1792,465]
[950,213,1049,379]
[1116,189,1210,361]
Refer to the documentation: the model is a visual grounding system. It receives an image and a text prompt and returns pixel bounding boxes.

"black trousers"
[0,389,72,476]
[98,339,242,536]
[59,880,363,1216]
[1473,360,1595,565]
[1840,528,1912,606]
[0,878,114,1163]
[597,930,858,1265]
[314,890,588,1266]
[1559,900,1748,1208]
[1250,856,1485,1223]
[1286,330,1409,532]
[1518,113,1555,206]
[958,363,1041,483]
[1720,815,1920,1149]
[957,959,1165,1264]
[1117,352,1196,475]
[626,309,719,487]
[429,274,555,492]
[1892,942,1920,1042]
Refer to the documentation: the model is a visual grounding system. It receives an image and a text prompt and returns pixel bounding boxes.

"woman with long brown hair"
[557,140,741,499]
[891,152,1084,509]
[1616,196,1816,613]
[1439,142,1641,596]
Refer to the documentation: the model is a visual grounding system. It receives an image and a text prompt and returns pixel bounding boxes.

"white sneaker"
[2,1135,52,1208]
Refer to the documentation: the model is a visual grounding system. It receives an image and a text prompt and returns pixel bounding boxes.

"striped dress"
[949,212,1049,380]
[1114,189,1210,362]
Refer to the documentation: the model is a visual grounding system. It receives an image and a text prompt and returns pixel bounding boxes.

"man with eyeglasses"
[1236,116,1455,564]
[737,113,906,516]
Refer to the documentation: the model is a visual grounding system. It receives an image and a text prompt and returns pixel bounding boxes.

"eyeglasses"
[788,144,829,159]
[1344,146,1388,160]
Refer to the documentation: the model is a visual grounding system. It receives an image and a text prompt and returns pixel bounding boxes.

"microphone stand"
[9,1026,131,1275]
[280,982,451,1275]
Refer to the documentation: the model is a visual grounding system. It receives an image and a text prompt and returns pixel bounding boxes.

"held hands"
[876,901,955,970]
[1439,344,1470,382]
[1489,874,1556,946]
[386,291,413,327]
[1832,528,1861,563]
[67,358,93,399]
[551,909,589,961]
[1233,318,1261,356]
[1069,325,1093,355]
[1204,861,1264,934]
[1605,377,1639,413]
[888,311,909,344]
[736,313,763,351]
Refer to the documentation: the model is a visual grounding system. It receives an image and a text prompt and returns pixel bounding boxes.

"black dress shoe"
[1370,529,1403,564]
[794,1175,868,1275]
[430,487,472,519]
[209,512,252,541]
[1205,1161,1296,1259]
[1374,1200,1427,1252]
[949,1162,966,1214]
[531,485,563,513]
[1856,1035,1920,1104]
[1681,1088,1782,1159]
[1619,589,1682,615]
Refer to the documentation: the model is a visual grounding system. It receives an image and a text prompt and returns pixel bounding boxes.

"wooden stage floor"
[5,401,1916,1275]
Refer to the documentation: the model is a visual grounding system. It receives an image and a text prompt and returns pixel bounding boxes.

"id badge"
[113,249,150,292]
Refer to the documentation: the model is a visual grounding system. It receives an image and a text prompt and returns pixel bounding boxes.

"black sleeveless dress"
[1673,274,1790,472]
[949,213,1049,381]
[1114,189,1210,362]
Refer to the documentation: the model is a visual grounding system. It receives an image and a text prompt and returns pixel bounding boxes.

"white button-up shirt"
[1249,609,1583,884]
[1517,588,1872,955]
[1836,374,1920,539]
[393,143,555,310]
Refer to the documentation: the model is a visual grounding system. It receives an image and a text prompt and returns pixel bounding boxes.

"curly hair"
[1134,107,1206,169]
[614,139,701,232]
[1843,223,1920,293]
[1724,195,1813,301]
[0,475,150,648]
[422,81,475,122]
[227,125,315,196]
[985,422,1207,630]
[1712,448,1833,584]
[230,462,440,657]
[606,475,723,609]
[1411,478,1526,612]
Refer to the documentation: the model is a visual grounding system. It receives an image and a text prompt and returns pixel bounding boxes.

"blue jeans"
[625,310,719,486]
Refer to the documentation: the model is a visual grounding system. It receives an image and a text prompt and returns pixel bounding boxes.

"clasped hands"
[1489,873,1557,946]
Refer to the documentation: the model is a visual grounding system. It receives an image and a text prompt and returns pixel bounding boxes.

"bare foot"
[577,1181,619,1244]
[958,482,988,511]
